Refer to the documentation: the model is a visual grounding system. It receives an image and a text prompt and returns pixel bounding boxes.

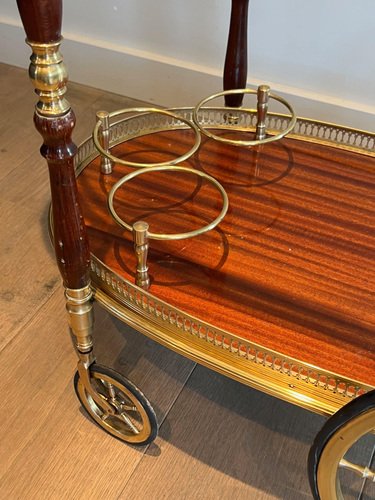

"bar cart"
[16,1,375,498]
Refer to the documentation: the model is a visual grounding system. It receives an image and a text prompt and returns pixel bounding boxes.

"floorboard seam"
[115,362,198,499]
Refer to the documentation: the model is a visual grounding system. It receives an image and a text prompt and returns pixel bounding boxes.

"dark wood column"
[224,0,250,107]
[16,0,91,290]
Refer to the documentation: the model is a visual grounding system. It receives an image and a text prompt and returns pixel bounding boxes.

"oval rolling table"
[16,0,375,498]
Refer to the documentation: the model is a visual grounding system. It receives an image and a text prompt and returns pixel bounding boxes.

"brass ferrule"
[255,85,270,141]
[133,221,150,290]
[65,285,93,303]
[96,111,113,174]
[65,285,94,353]
[27,39,70,116]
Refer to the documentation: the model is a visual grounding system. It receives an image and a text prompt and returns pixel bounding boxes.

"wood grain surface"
[76,128,375,386]
[224,0,250,107]
[16,0,62,43]
[34,109,93,289]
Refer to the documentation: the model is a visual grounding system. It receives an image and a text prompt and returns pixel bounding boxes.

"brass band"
[65,285,94,353]
[27,39,70,116]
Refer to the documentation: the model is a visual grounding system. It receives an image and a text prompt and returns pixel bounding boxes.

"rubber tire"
[308,389,375,499]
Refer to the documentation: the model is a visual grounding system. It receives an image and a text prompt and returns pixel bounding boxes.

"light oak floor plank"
[0,63,39,182]
[121,366,326,500]
[0,290,194,499]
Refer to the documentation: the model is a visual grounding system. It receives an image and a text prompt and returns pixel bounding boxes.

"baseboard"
[1,18,374,131]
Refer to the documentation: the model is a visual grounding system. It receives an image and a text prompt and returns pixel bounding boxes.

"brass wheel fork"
[66,286,152,440]
[65,286,116,417]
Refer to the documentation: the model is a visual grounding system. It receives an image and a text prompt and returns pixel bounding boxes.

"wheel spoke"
[93,388,142,434]
[120,403,138,412]
[105,382,117,401]
[95,378,108,393]
[340,458,375,481]
[119,411,140,434]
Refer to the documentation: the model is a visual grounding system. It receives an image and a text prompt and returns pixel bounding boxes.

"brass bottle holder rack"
[108,165,229,289]
[93,86,296,289]
[193,86,297,146]
[93,107,202,171]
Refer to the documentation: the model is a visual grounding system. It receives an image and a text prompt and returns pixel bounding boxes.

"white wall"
[1,0,374,130]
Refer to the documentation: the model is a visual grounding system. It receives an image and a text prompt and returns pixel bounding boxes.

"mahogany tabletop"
[76,127,375,387]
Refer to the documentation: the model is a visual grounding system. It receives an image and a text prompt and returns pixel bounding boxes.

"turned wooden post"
[17,0,93,353]
[224,0,250,107]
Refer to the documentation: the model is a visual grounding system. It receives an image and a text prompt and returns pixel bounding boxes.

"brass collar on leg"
[27,39,70,116]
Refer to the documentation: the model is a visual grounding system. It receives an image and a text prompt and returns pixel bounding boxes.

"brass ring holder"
[108,165,229,290]
[93,108,201,168]
[108,165,229,240]
[101,85,294,290]
[193,87,297,147]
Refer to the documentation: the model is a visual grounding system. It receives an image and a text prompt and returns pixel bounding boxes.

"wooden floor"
[0,62,354,499]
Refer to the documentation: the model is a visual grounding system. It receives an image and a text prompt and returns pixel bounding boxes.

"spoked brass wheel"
[74,364,158,445]
[308,390,375,500]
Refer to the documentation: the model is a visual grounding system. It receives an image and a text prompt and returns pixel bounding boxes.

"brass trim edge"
[90,256,374,416]
[74,109,374,177]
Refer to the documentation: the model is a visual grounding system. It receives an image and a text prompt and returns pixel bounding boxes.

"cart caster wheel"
[308,389,375,500]
[74,364,158,445]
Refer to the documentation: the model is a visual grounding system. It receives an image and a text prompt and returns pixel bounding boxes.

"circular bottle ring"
[108,165,229,241]
[93,108,201,168]
[193,88,297,147]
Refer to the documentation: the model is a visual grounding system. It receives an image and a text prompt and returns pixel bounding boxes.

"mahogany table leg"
[16,0,94,359]
[16,0,158,444]
[224,0,250,107]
